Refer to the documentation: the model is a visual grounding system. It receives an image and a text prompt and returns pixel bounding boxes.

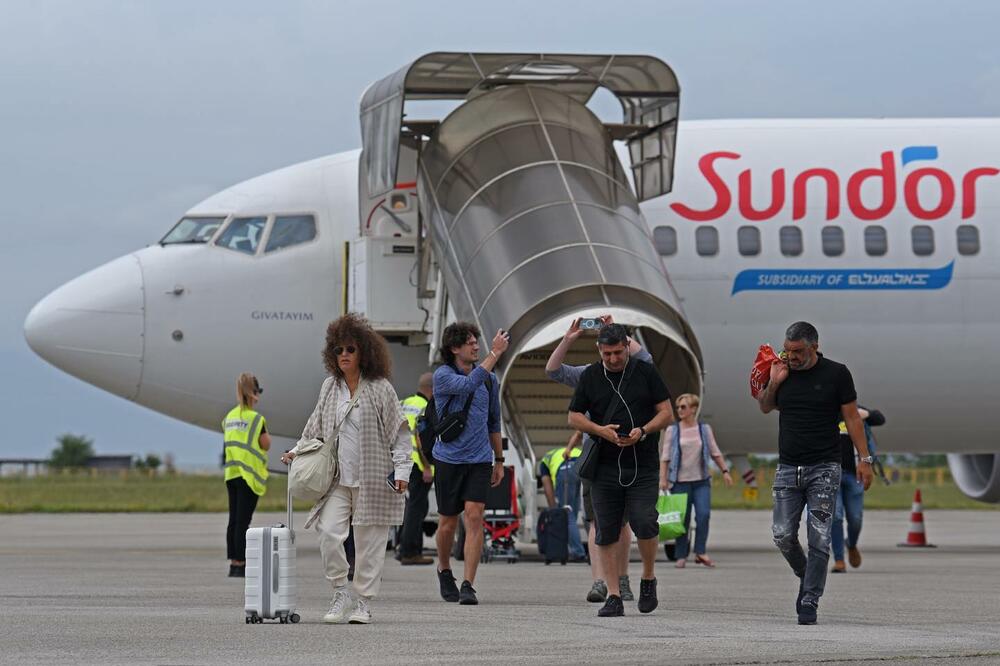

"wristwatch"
[639,426,648,441]
[859,455,874,464]
[494,457,505,464]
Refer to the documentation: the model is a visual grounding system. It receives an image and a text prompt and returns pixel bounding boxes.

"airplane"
[23,53,1000,525]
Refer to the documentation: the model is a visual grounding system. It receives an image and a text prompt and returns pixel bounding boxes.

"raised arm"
[545,318,582,373]
[758,360,788,414]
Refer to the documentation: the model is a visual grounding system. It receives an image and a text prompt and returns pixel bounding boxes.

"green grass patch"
[0,470,996,512]
[0,473,311,513]
[709,475,999,510]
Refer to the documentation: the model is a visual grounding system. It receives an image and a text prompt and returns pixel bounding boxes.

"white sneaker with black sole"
[323,587,352,624]
[348,597,373,624]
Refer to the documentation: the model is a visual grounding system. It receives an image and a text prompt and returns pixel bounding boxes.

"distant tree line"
[48,434,163,472]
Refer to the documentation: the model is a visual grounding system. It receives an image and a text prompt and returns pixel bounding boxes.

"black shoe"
[598,594,624,617]
[437,568,460,602]
[459,580,479,605]
[637,578,658,614]
[228,565,237,577]
[795,576,805,614]
[231,565,245,578]
[798,600,818,625]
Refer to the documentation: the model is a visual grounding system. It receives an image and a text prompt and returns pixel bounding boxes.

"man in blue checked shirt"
[432,321,508,606]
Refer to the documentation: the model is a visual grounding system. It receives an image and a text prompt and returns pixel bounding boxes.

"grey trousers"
[771,462,841,605]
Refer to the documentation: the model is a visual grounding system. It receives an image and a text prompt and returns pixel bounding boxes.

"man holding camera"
[432,322,508,606]
[568,323,674,617]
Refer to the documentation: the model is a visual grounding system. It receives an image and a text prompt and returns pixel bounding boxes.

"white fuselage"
[24,119,1000,461]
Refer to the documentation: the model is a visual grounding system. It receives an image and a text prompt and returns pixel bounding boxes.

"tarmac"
[2,510,999,665]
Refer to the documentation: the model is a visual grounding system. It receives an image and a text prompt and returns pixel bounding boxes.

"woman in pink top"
[659,393,733,568]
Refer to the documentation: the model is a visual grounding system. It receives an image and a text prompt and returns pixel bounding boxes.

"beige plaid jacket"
[296,375,411,528]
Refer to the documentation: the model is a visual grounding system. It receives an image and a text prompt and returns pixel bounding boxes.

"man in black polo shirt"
[758,321,874,625]
[568,324,674,617]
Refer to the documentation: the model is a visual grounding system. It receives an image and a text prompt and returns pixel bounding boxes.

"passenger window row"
[653,224,980,258]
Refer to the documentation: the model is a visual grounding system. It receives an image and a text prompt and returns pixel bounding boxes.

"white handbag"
[289,379,364,502]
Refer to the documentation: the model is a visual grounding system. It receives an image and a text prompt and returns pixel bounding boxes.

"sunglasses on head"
[253,378,262,395]
[333,345,357,356]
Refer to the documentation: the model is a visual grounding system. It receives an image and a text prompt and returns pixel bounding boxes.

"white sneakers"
[323,588,373,625]
[348,597,372,624]
[323,587,352,624]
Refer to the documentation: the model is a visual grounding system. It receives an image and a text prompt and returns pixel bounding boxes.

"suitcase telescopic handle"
[286,459,295,541]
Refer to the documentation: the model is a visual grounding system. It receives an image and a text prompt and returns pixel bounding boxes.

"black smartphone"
[386,472,400,493]
[579,317,602,330]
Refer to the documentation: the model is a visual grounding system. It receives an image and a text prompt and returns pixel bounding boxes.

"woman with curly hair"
[281,313,412,625]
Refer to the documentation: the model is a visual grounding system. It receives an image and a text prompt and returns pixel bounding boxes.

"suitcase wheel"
[245,617,251,624]
[290,613,301,624]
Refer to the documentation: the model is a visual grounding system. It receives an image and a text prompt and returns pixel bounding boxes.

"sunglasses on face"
[676,404,689,410]
[333,345,357,356]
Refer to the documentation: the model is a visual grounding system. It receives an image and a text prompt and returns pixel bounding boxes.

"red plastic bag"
[750,345,780,399]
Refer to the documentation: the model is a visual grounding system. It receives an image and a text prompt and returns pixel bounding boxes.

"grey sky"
[3,0,998,466]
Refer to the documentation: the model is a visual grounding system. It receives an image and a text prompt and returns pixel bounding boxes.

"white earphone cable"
[604,358,637,487]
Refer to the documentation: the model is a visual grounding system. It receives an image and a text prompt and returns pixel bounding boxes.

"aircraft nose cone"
[24,254,145,400]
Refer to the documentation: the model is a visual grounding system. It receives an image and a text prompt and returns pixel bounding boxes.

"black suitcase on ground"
[537,506,570,565]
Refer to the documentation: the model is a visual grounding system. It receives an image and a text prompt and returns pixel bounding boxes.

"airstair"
[356,53,704,524]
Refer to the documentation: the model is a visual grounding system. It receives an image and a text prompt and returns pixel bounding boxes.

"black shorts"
[434,461,492,516]
[590,464,658,546]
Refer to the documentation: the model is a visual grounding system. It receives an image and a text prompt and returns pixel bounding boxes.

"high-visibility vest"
[222,405,268,496]
[541,445,582,487]
[401,393,430,472]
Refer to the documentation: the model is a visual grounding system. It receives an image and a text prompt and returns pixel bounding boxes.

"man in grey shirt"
[545,315,653,604]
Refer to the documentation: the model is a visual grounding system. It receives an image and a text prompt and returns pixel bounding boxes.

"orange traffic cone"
[897,488,936,548]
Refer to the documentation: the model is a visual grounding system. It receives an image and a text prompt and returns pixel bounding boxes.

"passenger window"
[216,216,268,255]
[911,225,934,256]
[160,216,226,245]
[696,226,719,256]
[266,215,317,253]
[653,225,677,256]
[779,226,802,257]
[864,225,888,256]
[821,226,844,257]
[957,225,980,255]
[737,226,760,256]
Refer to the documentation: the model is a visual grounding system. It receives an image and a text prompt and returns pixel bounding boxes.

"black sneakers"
[637,578,658,613]
[795,576,805,614]
[459,580,479,605]
[438,569,460,602]
[228,565,245,578]
[798,600,818,625]
[598,594,624,617]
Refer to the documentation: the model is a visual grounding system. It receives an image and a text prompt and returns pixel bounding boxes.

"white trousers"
[314,483,391,599]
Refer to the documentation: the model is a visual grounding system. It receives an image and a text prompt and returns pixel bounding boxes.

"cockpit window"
[160,216,226,245]
[265,215,317,253]
[216,216,267,255]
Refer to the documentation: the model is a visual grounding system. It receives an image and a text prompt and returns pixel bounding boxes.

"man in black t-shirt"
[758,321,874,626]
[568,324,674,618]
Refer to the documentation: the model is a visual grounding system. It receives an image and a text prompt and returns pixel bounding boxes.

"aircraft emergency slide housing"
[359,53,703,464]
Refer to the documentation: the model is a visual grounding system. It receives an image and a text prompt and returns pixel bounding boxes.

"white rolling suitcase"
[244,470,299,624]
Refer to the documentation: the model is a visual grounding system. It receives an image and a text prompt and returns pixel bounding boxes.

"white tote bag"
[289,379,364,502]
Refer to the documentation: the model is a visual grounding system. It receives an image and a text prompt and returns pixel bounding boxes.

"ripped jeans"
[771,462,841,605]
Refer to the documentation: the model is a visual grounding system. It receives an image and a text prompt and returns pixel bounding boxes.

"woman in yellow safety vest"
[222,372,271,577]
